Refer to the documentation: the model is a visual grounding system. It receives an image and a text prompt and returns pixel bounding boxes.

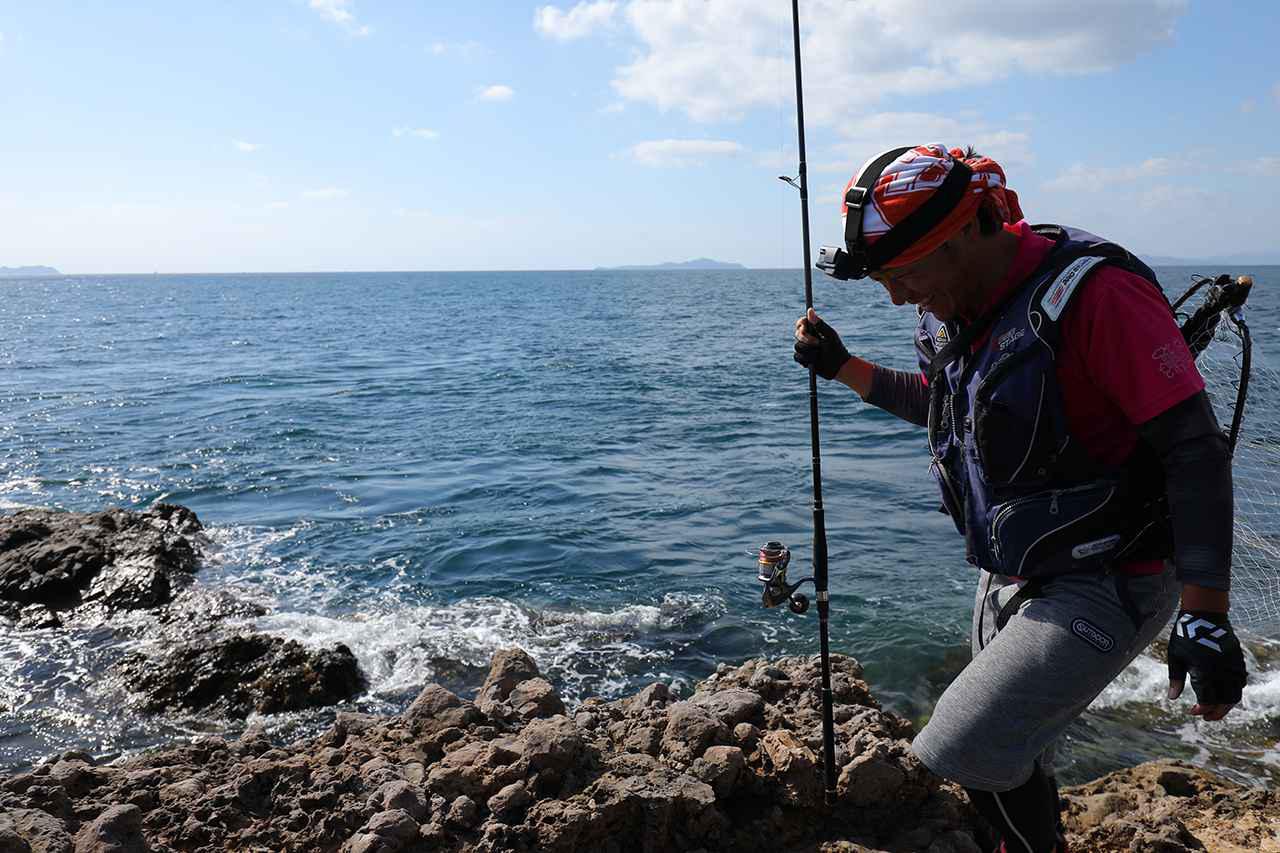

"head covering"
[840,144,1024,270]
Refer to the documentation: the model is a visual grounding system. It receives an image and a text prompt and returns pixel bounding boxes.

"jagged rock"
[508,678,566,720]
[343,808,420,853]
[0,505,202,614]
[118,632,364,717]
[661,702,727,765]
[372,780,428,821]
[515,716,586,776]
[688,688,764,728]
[446,796,481,829]
[0,652,1272,853]
[624,682,670,713]
[475,648,540,716]
[0,809,72,853]
[1062,761,1280,853]
[690,746,744,800]
[759,729,821,806]
[72,804,144,853]
[403,684,463,727]
[486,781,531,821]
[0,826,32,853]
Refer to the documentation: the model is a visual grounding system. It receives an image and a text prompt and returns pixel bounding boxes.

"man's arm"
[850,362,929,427]
[1137,391,1234,600]
[794,310,930,427]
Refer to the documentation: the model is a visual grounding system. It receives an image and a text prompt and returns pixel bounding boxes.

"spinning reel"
[755,541,813,614]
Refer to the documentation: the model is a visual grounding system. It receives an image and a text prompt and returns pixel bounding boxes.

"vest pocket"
[974,363,1055,485]
[987,483,1124,576]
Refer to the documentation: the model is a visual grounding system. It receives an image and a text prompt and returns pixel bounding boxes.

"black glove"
[793,315,851,381]
[1167,610,1247,708]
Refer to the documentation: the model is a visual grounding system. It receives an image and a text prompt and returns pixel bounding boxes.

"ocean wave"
[250,592,727,707]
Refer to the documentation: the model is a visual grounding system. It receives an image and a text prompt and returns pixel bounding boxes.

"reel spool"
[756,540,812,614]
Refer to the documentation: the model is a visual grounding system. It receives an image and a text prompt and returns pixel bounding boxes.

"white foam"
[1090,640,1280,747]
[249,592,724,706]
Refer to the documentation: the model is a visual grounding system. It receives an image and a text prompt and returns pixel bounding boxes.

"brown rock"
[661,702,727,765]
[73,804,144,853]
[508,677,566,720]
[403,684,463,727]
[475,648,540,714]
[486,781,531,821]
[691,745,745,800]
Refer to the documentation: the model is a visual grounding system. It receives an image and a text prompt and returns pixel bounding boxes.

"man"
[793,144,1247,853]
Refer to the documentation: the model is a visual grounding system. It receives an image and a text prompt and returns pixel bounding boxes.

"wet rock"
[0,505,202,614]
[119,632,364,717]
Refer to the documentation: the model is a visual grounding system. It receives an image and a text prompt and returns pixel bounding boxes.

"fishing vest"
[917,225,1173,577]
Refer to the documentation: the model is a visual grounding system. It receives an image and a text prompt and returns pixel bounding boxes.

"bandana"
[840,144,1024,270]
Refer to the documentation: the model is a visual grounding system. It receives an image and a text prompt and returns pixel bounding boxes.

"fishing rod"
[757,0,839,808]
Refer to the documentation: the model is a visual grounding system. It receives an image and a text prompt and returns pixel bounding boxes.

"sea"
[1,267,1278,786]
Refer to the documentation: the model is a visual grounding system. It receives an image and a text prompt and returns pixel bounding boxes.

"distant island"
[0,265,61,278]
[596,258,746,271]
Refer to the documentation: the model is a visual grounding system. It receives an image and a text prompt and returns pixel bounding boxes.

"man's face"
[868,244,964,320]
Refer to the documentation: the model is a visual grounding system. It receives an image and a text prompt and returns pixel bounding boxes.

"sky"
[1,0,1278,273]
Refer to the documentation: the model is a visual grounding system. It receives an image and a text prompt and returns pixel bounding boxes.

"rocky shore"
[1,507,1276,852]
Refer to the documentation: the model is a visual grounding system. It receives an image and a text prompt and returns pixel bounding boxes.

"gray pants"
[911,564,1180,791]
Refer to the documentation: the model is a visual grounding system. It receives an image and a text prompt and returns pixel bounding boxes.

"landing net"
[1178,275,1280,632]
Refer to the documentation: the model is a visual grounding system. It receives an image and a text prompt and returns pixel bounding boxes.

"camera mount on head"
[816,147,973,283]
[755,541,812,614]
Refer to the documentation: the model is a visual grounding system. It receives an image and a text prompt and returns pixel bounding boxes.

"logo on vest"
[1071,534,1123,560]
[1042,256,1106,321]
[996,327,1025,351]
[1071,618,1115,653]
[935,325,950,346]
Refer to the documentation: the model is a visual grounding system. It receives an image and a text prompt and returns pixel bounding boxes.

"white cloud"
[535,2,617,41]
[1043,157,1183,191]
[478,85,515,102]
[233,140,262,153]
[598,0,1186,124]
[627,139,742,167]
[392,127,440,140]
[302,187,349,200]
[428,40,482,57]
[309,0,371,37]
[266,201,290,210]
[1237,157,1280,177]
[821,113,1034,181]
